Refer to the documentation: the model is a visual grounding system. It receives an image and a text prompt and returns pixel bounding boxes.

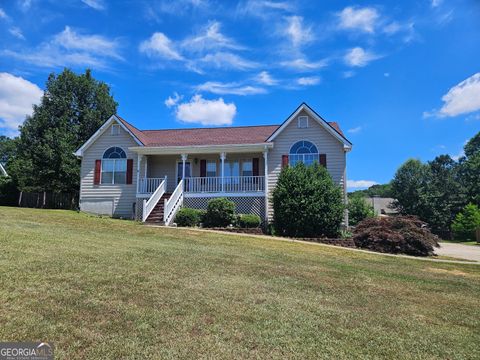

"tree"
[273,162,344,238]
[10,69,117,193]
[451,203,480,241]
[422,155,466,235]
[459,131,480,206]
[348,194,375,226]
[391,159,429,217]
[0,136,17,167]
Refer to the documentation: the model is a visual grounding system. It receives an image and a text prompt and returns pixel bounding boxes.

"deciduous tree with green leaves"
[10,69,117,193]
[348,193,375,226]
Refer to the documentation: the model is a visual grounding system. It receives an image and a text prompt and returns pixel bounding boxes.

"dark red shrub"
[353,216,439,256]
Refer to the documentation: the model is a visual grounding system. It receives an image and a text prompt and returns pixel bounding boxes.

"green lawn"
[1,207,479,359]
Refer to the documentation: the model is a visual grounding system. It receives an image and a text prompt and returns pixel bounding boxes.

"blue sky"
[0,0,479,189]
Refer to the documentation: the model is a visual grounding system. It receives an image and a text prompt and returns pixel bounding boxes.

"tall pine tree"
[11,69,117,193]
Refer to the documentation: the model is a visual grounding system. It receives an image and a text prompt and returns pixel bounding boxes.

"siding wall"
[79,122,140,218]
[267,110,347,218]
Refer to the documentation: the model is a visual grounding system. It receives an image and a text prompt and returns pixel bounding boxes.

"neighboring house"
[75,103,352,225]
[0,163,7,177]
[366,197,398,216]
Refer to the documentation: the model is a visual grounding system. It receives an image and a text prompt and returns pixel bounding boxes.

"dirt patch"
[427,267,477,278]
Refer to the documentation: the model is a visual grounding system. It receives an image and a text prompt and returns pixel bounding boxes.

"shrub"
[0,176,18,206]
[272,162,344,238]
[348,194,375,226]
[353,216,439,256]
[237,214,261,228]
[175,208,205,227]
[203,198,236,227]
[451,203,480,241]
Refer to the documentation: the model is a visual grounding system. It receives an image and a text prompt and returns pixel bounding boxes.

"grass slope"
[1,207,479,359]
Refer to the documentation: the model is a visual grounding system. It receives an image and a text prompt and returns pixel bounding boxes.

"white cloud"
[196,81,266,96]
[384,72,390,77]
[284,16,313,47]
[145,0,208,20]
[0,7,7,19]
[54,26,121,60]
[9,27,25,40]
[0,73,43,135]
[3,26,122,70]
[139,32,184,60]
[434,73,480,117]
[297,76,320,86]
[175,95,236,126]
[165,92,183,108]
[238,0,294,18]
[82,0,106,10]
[347,180,378,189]
[182,21,243,52]
[256,71,278,85]
[431,0,442,8]
[347,126,362,134]
[197,52,258,70]
[280,58,327,71]
[337,6,379,33]
[344,47,380,67]
[343,70,355,78]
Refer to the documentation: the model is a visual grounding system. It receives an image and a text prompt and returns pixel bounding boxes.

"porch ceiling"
[129,143,273,155]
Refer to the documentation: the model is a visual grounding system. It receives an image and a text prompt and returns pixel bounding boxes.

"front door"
[177,162,191,184]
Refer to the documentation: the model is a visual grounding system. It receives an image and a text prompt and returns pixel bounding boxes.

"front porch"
[132,147,271,224]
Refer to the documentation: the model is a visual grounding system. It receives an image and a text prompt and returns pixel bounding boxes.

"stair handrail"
[164,179,184,226]
[142,176,167,222]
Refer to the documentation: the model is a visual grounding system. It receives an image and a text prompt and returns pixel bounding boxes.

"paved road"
[436,242,480,262]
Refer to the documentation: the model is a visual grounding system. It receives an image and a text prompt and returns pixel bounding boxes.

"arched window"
[289,140,319,166]
[102,147,127,184]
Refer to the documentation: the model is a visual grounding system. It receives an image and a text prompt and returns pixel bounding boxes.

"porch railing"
[185,176,265,193]
[164,179,183,226]
[138,177,164,194]
[142,177,166,222]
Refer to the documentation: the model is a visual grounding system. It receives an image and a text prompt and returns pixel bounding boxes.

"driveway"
[436,242,480,262]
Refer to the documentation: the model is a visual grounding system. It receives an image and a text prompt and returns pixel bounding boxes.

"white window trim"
[101,146,127,185]
[241,159,253,176]
[289,139,319,166]
[111,124,120,136]
[206,160,217,177]
[101,159,127,185]
[297,115,309,128]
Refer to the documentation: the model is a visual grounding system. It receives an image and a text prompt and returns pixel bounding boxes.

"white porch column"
[144,155,148,178]
[181,154,188,179]
[136,154,143,193]
[220,152,226,192]
[263,148,269,223]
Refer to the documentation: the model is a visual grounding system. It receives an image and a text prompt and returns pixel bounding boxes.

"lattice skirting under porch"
[184,196,266,221]
[134,200,143,221]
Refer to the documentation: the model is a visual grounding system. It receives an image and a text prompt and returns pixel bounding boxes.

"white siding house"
[75,103,352,224]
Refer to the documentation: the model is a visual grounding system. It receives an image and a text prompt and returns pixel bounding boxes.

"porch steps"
[145,193,171,225]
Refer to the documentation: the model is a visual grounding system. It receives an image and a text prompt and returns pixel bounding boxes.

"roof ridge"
[141,124,280,132]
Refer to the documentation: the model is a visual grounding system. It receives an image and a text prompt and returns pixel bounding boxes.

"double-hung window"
[101,147,127,184]
[206,160,216,177]
[242,160,253,176]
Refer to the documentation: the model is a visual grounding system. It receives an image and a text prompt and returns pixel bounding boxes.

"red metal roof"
[116,116,344,147]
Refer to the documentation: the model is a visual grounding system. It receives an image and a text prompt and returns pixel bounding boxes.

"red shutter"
[319,154,327,167]
[94,160,101,185]
[126,159,133,184]
[200,160,207,177]
[252,158,259,176]
[281,155,289,168]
